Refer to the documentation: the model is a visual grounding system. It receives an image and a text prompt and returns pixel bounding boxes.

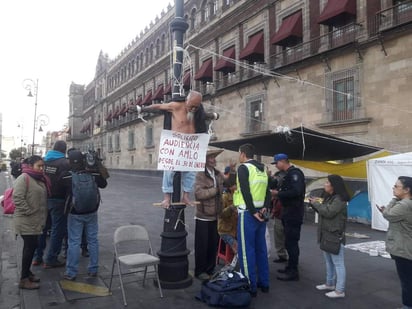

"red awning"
[135,96,143,106]
[183,71,191,89]
[152,84,164,100]
[318,0,356,25]
[271,11,303,46]
[141,90,152,105]
[239,31,264,62]
[194,58,213,82]
[112,107,120,119]
[214,46,236,73]
[105,111,112,121]
[164,83,172,95]
[119,104,128,116]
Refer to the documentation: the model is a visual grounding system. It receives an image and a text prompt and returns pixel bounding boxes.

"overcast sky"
[0,0,172,143]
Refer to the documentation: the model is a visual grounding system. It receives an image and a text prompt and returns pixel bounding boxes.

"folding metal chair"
[109,225,163,306]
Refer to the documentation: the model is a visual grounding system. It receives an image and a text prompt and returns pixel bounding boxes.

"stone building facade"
[68,0,412,171]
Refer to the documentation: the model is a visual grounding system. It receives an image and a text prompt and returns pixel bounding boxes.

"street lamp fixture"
[22,78,39,155]
[36,114,49,133]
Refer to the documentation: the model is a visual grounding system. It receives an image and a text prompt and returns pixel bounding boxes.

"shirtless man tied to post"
[135,91,202,208]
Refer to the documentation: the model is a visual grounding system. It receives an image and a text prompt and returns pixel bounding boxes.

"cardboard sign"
[158,130,210,171]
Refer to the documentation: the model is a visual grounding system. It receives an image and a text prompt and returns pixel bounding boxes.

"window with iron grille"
[145,125,154,148]
[108,135,113,153]
[325,66,360,122]
[333,77,354,121]
[115,133,120,151]
[128,130,135,150]
[245,94,265,133]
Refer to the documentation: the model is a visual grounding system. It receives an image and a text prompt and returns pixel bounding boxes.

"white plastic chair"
[109,225,163,306]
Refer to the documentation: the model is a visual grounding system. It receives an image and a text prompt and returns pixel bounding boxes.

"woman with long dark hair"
[309,175,350,299]
[377,176,412,309]
[13,155,50,289]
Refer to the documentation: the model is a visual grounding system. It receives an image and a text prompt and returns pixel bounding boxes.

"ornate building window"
[201,0,209,23]
[145,125,154,148]
[325,66,361,123]
[156,38,161,58]
[245,94,265,134]
[128,130,135,150]
[150,43,154,63]
[190,8,196,31]
[212,0,218,16]
[108,135,113,153]
[115,133,120,152]
[161,34,166,53]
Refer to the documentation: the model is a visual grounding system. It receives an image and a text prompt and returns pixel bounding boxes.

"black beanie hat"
[53,140,67,153]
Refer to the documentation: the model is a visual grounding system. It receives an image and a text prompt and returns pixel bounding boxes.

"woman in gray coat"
[13,155,50,289]
[309,175,350,299]
[377,176,412,309]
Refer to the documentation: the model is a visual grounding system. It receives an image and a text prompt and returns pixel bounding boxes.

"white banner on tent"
[367,152,412,231]
[157,130,210,172]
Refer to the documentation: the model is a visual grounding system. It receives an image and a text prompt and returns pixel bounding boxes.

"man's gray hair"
[187,90,202,101]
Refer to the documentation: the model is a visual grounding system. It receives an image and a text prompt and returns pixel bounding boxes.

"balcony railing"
[271,23,362,69]
[376,0,412,32]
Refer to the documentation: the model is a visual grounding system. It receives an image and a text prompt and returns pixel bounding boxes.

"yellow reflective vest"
[233,162,268,210]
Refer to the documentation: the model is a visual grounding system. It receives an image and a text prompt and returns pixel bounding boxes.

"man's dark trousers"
[283,219,302,274]
[45,199,67,263]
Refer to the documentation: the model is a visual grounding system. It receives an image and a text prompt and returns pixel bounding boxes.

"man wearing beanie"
[41,140,71,268]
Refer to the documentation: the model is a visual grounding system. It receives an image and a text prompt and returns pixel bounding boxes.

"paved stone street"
[0,169,403,308]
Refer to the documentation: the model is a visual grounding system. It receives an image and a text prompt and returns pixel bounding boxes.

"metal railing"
[376,0,412,31]
[271,23,362,69]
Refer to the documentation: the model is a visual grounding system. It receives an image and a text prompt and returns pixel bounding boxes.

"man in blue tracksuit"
[233,143,271,297]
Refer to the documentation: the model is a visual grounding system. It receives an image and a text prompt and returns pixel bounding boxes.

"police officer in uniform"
[233,144,271,297]
[271,153,305,281]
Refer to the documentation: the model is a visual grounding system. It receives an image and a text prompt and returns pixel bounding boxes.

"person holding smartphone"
[376,176,412,309]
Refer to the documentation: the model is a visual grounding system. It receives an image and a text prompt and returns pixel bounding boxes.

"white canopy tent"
[367,152,412,231]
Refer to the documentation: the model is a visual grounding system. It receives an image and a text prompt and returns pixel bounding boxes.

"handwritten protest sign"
[158,130,210,171]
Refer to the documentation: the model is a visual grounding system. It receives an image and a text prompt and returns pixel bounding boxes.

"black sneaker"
[277,272,299,281]
[273,257,288,263]
[277,268,290,274]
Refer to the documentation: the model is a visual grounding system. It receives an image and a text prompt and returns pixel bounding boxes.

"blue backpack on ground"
[196,270,251,307]
[70,171,100,214]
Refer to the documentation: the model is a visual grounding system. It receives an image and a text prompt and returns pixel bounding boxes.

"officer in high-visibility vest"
[233,143,271,297]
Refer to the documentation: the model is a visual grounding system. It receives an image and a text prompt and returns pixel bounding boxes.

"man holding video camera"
[233,143,271,297]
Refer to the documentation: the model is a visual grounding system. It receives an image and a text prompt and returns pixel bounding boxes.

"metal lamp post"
[22,78,39,155]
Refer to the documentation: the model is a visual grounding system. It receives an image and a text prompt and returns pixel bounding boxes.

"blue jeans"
[66,212,99,277]
[45,199,67,263]
[220,234,236,248]
[322,244,346,293]
[162,171,195,193]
